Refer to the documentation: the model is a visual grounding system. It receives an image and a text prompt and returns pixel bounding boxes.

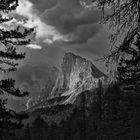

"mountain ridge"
[27,52,107,111]
[50,52,106,103]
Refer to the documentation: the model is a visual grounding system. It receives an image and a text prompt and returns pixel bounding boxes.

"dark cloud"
[17,0,109,71]
[29,0,57,13]
[71,27,109,54]
[27,0,102,45]
[41,0,101,43]
[16,0,108,71]
[69,23,101,43]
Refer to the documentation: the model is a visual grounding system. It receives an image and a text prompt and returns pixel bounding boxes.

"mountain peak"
[51,52,106,103]
[64,52,86,60]
[63,52,89,63]
[62,52,106,78]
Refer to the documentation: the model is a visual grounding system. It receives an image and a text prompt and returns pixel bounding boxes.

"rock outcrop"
[51,52,106,103]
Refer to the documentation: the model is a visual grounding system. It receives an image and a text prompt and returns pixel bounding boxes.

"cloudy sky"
[5,0,110,111]
[12,0,109,69]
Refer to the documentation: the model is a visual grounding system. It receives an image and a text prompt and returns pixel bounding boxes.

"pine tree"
[117,33,140,92]
[31,116,47,140]
[0,0,33,96]
[0,0,33,139]
[114,0,140,92]
[82,0,140,92]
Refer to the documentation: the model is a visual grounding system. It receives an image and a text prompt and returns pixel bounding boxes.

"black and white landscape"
[0,0,140,140]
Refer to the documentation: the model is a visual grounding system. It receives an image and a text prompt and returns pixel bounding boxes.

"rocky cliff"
[51,52,106,103]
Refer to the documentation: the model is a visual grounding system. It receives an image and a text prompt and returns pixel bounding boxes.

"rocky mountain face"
[27,53,107,111]
[51,52,106,103]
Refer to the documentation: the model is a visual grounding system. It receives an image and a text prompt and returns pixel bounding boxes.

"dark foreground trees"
[1,0,140,140]
[22,83,140,140]
[81,0,140,93]
[0,0,33,139]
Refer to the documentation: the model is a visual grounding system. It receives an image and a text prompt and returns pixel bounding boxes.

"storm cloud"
[32,0,102,44]
[10,0,109,56]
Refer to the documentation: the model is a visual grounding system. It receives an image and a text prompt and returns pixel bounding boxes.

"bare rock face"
[51,53,106,103]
